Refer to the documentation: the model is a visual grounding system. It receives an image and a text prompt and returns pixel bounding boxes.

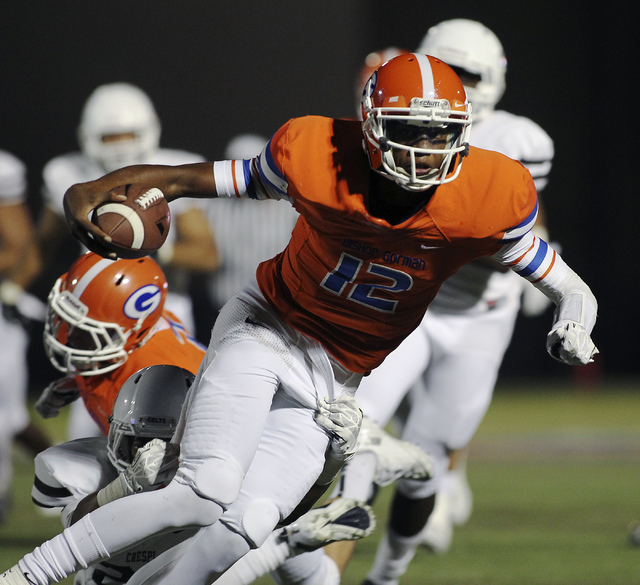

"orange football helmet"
[361,53,472,191]
[44,252,167,376]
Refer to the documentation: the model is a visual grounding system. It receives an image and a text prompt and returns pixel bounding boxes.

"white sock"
[19,516,108,585]
[366,528,421,585]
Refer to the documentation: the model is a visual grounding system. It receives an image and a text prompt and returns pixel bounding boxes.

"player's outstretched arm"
[493,231,598,365]
[63,162,217,258]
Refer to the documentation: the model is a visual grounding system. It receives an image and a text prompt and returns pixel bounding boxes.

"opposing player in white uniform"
[37,83,219,438]
[356,20,556,585]
[0,149,51,522]
[40,83,218,332]
[413,19,554,554]
[33,363,377,585]
[32,365,198,585]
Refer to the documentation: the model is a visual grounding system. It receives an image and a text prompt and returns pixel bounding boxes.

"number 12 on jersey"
[321,252,413,314]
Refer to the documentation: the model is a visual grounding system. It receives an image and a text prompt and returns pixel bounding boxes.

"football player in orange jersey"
[34,251,207,435]
[1,53,597,585]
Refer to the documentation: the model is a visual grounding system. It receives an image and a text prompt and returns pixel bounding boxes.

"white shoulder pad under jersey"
[31,437,115,509]
[471,110,554,192]
[0,150,27,204]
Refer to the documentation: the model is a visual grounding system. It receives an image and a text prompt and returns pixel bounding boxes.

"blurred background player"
[37,82,219,332]
[0,148,51,523]
[413,18,555,554]
[357,19,555,585]
[34,252,206,438]
[34,83,218,436]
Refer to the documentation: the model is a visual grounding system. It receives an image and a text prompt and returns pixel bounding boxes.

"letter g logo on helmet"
[124,285,162,320]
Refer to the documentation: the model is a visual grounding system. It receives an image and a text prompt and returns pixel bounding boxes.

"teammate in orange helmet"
[35,252,206,435]
[2,53,597,585]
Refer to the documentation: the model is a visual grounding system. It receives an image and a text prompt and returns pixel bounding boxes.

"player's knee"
[242,499,281,548]
[193,456,244,509]
[396,449,449,500]
[160,481,223,528]
[226,498,281,549]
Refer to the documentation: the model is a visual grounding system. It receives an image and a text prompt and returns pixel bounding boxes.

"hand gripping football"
[91,184,171,259]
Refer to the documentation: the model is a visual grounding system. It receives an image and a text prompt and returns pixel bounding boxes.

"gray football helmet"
[107,364,194,472]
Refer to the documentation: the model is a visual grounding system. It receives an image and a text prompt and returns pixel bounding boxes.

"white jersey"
[31,438,197,585]
[429,109,554,314]
[206,135,299,310]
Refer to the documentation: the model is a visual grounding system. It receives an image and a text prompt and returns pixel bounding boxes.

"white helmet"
[78,82,161,172]
[108,365,194,472]
[417,19,506,121]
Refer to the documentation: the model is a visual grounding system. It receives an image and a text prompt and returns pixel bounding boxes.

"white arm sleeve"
[493,231,598,365]
[212,136,295,204]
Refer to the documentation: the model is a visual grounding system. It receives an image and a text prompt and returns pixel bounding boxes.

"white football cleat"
[0,567,34,585]
[283,497,376,551]
[356,418,434,486]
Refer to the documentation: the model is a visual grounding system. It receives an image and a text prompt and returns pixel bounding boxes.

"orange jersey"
[224,116,536,373]
[76,312,205,434]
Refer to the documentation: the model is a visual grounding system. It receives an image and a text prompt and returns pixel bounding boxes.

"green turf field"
[2,380,639,584]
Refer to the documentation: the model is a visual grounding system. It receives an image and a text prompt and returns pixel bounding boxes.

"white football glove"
[314,394,363,486]
[97,439,180,506]
[546,321,599,365]
[35,377,80,418]
[123,438,180,492]
[315,394,363,461]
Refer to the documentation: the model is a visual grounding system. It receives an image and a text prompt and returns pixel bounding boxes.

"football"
[91,184,171,259]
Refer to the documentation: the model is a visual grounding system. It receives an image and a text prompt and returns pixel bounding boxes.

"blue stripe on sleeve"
[264,141,285,183]
[516,238,548,278]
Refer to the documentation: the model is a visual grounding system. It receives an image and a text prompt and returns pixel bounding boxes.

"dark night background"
[2,1,635,388]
